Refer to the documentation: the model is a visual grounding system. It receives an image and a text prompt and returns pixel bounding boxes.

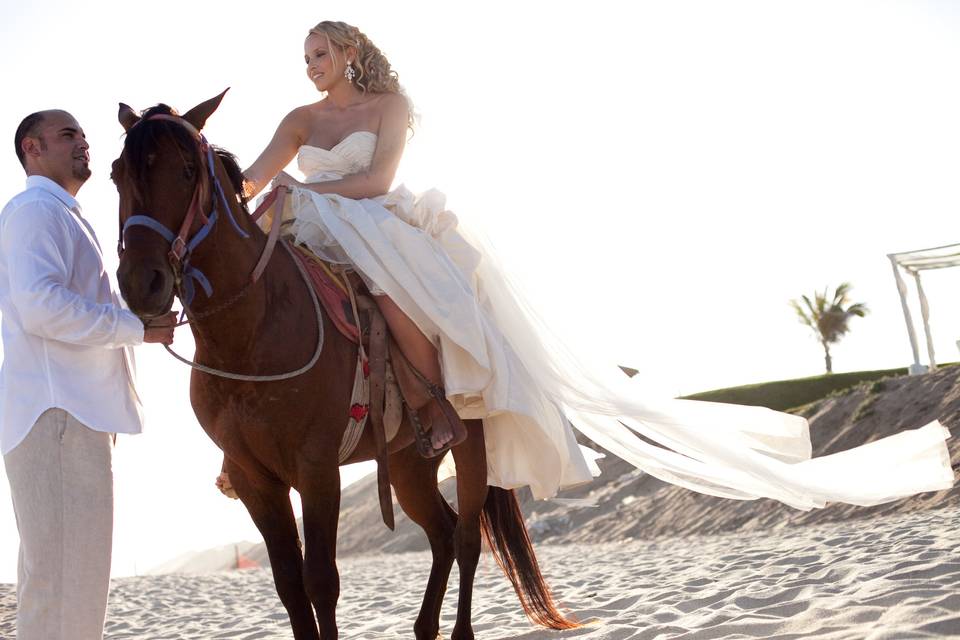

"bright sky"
[0,0,959,582]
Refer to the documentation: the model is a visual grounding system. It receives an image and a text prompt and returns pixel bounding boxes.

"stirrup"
[405,372,467,459]
[408,397,467,459]
[397,352,467,458]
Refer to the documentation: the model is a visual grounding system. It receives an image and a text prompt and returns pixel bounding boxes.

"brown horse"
[112,91,578,639]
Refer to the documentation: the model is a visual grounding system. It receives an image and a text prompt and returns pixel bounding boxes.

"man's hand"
[142,311,179,345]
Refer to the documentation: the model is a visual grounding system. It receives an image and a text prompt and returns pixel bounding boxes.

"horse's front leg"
[298,458,342,639]
[229,459,319,640]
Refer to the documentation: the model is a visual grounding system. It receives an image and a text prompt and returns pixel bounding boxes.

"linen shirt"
[0,176,145,454]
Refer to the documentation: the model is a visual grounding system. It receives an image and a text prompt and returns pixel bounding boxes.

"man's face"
[26,111,91,193]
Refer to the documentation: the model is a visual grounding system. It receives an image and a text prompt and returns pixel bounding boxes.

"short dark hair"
[14,112,46,169]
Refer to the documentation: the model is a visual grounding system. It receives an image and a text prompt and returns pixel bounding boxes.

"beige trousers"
[3,408,113,640]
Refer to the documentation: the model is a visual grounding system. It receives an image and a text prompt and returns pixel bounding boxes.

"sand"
[1,504,956,639]
[2,369,958,637]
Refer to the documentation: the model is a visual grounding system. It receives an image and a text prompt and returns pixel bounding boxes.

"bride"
[225,19,954,507]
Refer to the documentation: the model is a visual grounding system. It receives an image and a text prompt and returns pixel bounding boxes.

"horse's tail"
[479,486,579,630]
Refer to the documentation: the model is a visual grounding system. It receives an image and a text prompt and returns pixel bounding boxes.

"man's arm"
[3,201,145,348]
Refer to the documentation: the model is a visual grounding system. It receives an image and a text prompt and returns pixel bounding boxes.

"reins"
[163,241,326,382]
[168,186,286,327]
[121,114,324,381]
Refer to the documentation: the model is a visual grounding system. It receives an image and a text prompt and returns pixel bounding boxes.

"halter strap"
[118,112,319,381]
[120,113,252,306]
[123,214,176,243]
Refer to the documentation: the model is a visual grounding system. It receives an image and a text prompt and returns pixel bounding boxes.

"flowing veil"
[455,222,955,510]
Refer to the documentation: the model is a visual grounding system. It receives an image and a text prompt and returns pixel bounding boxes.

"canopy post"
[913,271,937,371]
[889,256,925,375]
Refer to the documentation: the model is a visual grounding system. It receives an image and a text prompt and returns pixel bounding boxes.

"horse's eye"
[146,153,156,167]
[183,163,196,180]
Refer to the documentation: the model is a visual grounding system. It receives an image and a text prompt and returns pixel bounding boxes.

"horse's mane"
[215,146,249,213]
[120,104,249,213]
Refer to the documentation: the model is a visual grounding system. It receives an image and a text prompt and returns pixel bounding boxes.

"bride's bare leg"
[374,295,441,385]
[373,295,455,450]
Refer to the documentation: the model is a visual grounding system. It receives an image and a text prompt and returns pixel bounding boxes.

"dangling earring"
[344,62,356,83]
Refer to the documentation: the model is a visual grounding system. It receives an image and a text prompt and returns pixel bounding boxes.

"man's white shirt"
[0,175,145,454]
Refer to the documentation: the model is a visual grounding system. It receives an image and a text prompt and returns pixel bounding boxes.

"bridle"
[118,113,277,309]
[117,112,325,381]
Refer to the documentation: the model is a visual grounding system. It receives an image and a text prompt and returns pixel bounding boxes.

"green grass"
[680,367,916,412]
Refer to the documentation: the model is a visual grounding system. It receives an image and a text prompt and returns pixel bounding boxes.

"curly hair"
[308,21,415,130]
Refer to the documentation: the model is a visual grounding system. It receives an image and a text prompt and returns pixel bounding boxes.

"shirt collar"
[25,175,81,213]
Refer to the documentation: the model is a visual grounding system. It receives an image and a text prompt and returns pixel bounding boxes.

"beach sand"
[1,369,958,638]
[1,504,956,639]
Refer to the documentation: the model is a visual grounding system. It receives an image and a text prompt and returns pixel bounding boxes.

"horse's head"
[113,90,230,318]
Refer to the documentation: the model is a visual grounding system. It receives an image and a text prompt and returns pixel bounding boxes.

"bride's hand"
[241,176,258,199]
[271,171,302,191]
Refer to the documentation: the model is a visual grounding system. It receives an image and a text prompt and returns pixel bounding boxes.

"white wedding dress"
[277,131,954,506]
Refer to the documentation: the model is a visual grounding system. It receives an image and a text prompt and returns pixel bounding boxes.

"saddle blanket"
[286,241,403,460]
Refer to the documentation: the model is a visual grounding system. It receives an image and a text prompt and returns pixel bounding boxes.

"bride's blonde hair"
[309,21,415,131]
[310,21,398,92]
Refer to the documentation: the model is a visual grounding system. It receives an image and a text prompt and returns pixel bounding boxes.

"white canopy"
[888,242,960,374]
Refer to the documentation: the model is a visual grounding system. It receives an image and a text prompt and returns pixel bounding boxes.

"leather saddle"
[289,245,467,529]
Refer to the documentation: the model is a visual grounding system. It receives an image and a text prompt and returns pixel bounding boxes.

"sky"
[0,0,959,582]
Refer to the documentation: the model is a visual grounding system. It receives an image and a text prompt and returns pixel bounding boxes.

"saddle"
[288,245,467,529]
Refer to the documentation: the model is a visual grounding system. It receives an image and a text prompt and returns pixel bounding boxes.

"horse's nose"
[124,265,167,298]
[146,268,166,295]
[117,258,173,315]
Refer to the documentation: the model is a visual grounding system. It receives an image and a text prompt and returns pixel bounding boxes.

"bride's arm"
[242,108,310,198]
[278,93,408,200]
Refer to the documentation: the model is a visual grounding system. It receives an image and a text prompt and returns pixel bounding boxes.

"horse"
[112,91,579,640]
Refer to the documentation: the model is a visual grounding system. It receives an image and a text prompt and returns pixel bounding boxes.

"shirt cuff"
[118,309,145,346]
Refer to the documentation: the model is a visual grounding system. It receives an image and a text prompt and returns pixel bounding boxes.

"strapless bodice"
[284,129,462,245]
[297,131,377,183]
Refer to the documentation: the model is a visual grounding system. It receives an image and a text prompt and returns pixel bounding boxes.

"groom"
[1,109,177,639]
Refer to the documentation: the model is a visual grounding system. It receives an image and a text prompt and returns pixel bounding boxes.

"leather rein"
[119,113,325,381]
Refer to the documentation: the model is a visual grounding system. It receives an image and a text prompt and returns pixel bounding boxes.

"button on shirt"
[0,176,145,455]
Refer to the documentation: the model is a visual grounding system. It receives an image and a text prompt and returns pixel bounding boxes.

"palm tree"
[790,283,869,374]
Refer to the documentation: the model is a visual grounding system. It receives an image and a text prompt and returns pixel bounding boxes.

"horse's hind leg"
[298,461,342,639]
[230,461,319,640]
[390,446,457,640]
[449,419,488,640]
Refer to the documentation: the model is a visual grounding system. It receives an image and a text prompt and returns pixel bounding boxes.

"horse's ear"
[118,103,140,132]
[182,88,229,132]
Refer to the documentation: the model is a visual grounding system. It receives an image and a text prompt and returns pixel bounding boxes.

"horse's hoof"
[451,627,474,640]
[412,623,441,640]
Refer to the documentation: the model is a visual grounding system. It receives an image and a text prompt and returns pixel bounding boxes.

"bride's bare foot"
[416,399,467,457]
[432,423,454,450]
[422,403,455,450]
[215,472,239,499]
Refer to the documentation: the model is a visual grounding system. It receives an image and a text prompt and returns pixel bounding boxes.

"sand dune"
[166,366,960,573]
